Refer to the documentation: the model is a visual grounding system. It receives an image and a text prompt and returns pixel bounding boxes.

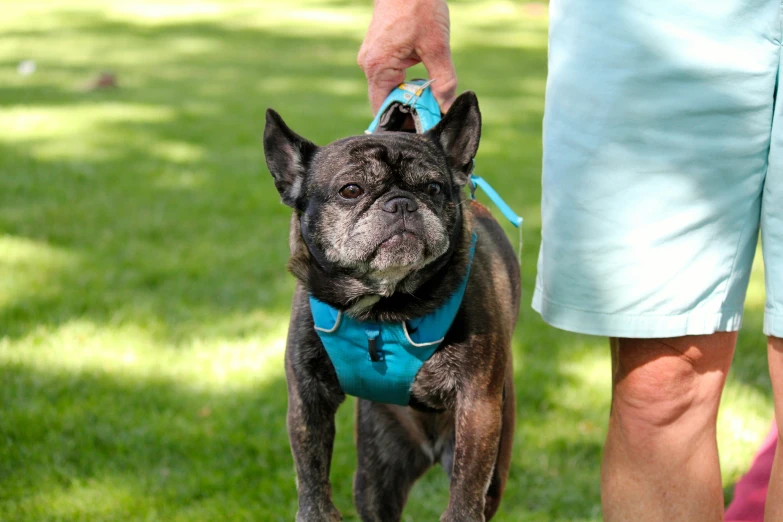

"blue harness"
[310,81,522,405]
[311,233,477,405]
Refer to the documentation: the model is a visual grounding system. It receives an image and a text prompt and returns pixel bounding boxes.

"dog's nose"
[382,196,418,214]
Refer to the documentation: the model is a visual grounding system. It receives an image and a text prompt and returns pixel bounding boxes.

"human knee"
[611,337,731,431]
[614,352,698,430]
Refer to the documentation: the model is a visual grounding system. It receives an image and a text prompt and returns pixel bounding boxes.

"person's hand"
[358,0,457,114]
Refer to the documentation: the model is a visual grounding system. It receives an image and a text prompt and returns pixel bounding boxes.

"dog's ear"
[264,109,317,208]
[425,91,481,187]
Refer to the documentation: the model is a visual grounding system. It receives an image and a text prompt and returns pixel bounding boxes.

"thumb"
[421,51,457,113]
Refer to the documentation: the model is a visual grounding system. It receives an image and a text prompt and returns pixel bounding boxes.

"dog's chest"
[408,344,464,411]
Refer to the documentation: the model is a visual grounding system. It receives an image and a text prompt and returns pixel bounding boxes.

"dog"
[263,91,520,522]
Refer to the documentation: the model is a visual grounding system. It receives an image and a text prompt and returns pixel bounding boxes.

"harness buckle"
[365,328,383,362]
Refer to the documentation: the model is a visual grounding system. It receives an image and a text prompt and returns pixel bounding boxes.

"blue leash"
[469,174,524,228]
[367,79,524,229]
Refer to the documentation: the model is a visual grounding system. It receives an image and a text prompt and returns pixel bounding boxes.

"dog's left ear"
[264,109,317,208]
[425,91,481,187]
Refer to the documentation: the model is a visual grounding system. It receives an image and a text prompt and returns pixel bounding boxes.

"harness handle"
[367,80,524,230]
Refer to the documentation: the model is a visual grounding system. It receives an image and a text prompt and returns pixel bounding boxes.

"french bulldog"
[263,91,520,522]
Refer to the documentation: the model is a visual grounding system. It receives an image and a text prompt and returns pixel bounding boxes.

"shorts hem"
[532,289,744,338]
[764,311,783,337]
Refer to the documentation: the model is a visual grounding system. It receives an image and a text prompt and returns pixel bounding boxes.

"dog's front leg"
[286,334,345,521]
[441,387,503,522]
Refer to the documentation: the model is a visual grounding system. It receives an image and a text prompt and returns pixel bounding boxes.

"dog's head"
[264,91,481,313]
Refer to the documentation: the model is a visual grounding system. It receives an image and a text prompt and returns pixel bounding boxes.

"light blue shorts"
[533,0,783,338]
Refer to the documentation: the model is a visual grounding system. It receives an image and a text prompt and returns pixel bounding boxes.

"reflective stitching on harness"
[313,311,341,333]
[402,322,443,347]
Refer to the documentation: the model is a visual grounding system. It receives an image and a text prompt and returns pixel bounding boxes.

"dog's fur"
[264,92,520,522]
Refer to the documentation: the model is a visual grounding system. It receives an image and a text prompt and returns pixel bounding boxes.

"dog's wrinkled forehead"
[311,134,448,186]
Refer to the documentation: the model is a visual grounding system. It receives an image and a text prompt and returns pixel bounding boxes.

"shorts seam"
[767,260,778,315]
[763,195,778,314]
[534,286,744,319]
[763,30,778,314]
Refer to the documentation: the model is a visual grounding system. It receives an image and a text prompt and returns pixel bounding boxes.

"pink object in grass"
[725,421,778,522]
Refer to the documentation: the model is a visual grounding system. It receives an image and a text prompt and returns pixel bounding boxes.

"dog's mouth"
[370,229,426,270]
[377,230,419,249]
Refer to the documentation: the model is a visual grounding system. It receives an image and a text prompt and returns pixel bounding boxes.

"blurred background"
[0,1,773,520]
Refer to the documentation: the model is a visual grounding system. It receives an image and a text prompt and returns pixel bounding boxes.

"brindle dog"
[263,92,520,522]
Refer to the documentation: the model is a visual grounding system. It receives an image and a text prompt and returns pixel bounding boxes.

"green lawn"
[0,1,774,520]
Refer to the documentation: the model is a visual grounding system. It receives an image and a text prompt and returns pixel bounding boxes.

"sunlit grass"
[0,105,179,161]
[0,0,773,520]
[0,319,287,389]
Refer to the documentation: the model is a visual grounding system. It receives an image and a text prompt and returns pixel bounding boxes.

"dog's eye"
[427,182,442,197]
[339,184,364,199]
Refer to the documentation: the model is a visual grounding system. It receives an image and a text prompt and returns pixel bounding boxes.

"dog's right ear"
[264,109,317,208]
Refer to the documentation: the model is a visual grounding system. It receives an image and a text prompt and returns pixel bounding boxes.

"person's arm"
[358,0,457,114]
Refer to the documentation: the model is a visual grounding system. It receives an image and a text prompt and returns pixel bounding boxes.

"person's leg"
[602,333,736,522]
[763,7,783,514]
[764,338,783,521]
[537,1,777,519]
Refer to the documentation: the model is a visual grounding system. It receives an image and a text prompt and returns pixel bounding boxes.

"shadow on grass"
[0,363,296,520]
[0,360,608,521]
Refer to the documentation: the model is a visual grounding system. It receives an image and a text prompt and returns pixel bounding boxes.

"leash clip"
[402,78,436,107]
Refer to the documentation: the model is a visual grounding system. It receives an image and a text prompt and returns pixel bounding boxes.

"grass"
[0,1,774,520]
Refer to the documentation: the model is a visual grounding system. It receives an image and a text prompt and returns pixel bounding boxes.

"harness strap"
[310,233,477,405]
[365,328,382,362]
